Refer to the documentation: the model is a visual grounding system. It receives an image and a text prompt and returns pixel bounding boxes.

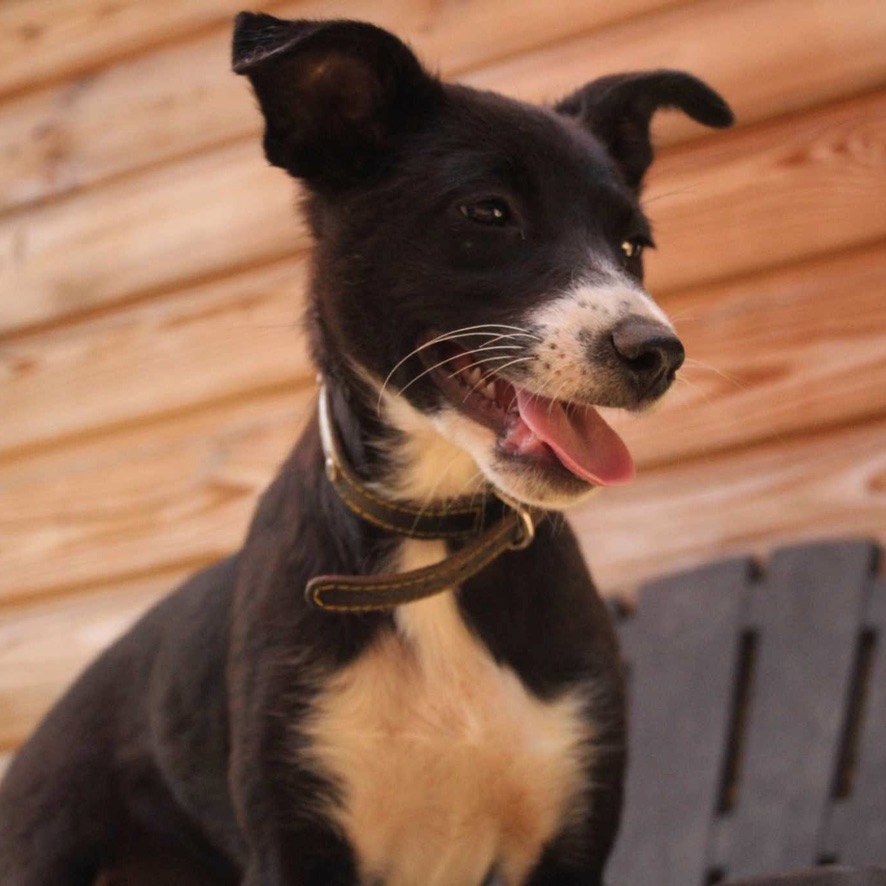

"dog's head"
[234,15,733,509]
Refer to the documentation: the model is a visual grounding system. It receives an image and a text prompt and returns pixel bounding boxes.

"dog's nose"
[610,316,685,391]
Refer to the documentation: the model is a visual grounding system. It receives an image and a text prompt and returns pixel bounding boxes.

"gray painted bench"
[609,540,886,886]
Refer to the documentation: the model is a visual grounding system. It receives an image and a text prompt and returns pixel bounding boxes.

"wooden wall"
[1,0,885,773]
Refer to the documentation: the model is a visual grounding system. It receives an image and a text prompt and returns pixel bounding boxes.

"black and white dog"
[0,14,732,886]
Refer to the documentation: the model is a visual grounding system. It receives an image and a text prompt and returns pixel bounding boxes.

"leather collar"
[306,385,540,612]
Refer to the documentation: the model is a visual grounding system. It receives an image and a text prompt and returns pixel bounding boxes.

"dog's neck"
[308,378,538,613]
[375,391,486,504]
[324,372,486,510]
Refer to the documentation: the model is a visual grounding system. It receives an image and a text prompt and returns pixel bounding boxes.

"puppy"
[0,14,732,886]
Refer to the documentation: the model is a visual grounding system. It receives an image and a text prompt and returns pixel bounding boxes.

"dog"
[0,13,732,886]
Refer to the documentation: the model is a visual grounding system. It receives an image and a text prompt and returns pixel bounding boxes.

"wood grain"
[2,0,882,214]
[0,139,305,333]
[2,87,884,335]
[1,418,884,751]
[0,0,269,99]
[0,389,312,605]
[0,257,311,457]
[464,0,886,139]
[2,241,883,468]
[570,418,886,596]
[646,90,886,294]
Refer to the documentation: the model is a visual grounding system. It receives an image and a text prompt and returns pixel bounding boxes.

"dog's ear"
[555,70,733,190]
[232,13,442,188]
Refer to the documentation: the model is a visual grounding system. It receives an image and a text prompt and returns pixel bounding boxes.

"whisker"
[682,358,748,392]
[641,185,702,206]
[377,324,539,411]
[462,356,533,401]
[546,377,576,413]
[394,345,524,399]
[450,352,526,379]
[671,373,717,409]
[525,369,571,408]
[661,307,698,325]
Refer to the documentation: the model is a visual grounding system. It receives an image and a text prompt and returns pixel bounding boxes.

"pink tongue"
[515,390,635,486]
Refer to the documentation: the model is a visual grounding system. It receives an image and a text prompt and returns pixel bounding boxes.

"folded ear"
[555,70,734,190]
[232,13,442,188]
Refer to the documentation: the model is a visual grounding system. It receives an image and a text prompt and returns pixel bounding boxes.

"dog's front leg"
[230,717,361,886]
[239,822,358,886]
[525,861,606,886]
[233,751,359,886]
[228,640,362,885]
[523,819,615,886]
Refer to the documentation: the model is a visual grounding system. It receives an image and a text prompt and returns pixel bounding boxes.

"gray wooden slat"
[832,574,886,866]
[725,867,886,886]
[609,557,752,886]
[723,541,878,880]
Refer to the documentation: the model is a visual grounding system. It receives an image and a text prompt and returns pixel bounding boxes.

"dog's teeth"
[483,382,496,400]
[465,366,482,386]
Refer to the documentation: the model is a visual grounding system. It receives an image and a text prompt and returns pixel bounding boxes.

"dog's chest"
[304,540,591,886]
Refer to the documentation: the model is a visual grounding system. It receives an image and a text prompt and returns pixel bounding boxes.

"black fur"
[0,14,732,885]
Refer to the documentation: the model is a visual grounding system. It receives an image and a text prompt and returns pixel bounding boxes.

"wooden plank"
[2,86,884,334]
[0,388,313,605]
[645,89,886,295]
[3,241,883,464]
[570,417,886,597]
[609,558,750,886]
[0,569,188,751]
[720,542,877,879]
[829,576,886,866]
[0,0,265,99]
[724,871,886,886]
[0,257,311,457]
[465,0,886,141]
[0,139,306,333]
[2,0,883,214]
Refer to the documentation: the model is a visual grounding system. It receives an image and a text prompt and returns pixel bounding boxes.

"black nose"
[610,316,685,393]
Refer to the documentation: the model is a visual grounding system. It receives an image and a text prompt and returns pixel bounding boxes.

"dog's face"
[234,16,732,508]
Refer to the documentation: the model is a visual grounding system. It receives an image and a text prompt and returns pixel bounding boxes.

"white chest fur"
[303,540,592,886]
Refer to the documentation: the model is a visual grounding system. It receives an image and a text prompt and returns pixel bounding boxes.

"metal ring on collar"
[508,504,536,551]
[493,491,536,551]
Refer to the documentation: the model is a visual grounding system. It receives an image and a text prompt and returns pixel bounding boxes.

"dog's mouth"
[419,340,635,487]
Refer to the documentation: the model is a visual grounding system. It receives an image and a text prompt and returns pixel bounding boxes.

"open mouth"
[419,339,635,487]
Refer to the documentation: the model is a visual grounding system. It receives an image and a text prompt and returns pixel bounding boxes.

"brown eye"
[459,198,512,226]
[621,239,644,260]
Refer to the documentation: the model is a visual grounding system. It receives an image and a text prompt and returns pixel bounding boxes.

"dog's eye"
[459,198,512,226]
[620,239,644,261]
